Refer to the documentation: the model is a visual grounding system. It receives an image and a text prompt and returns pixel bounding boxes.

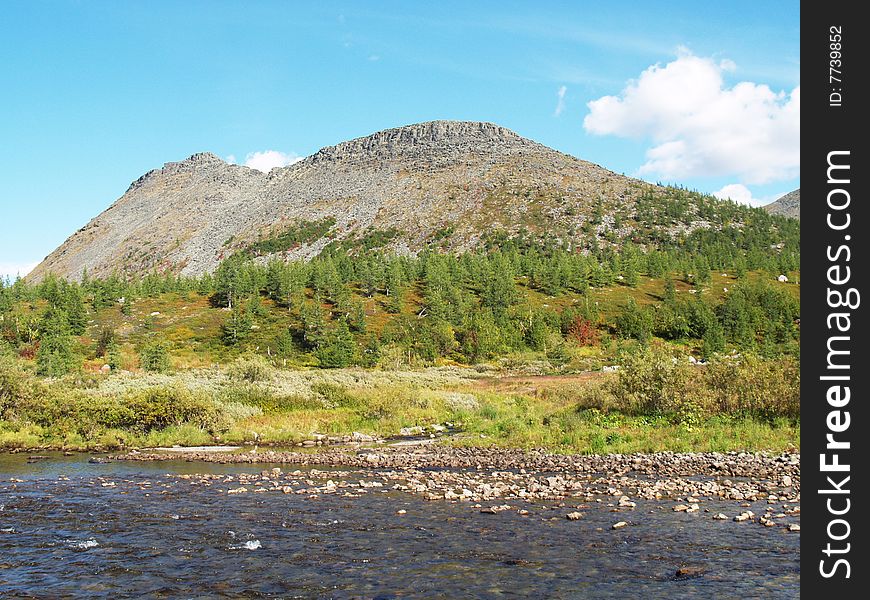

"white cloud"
[242,150,303,172]
[225,154,237,164]
[554,85,567,117]
[712,184,767,208]
[0,261,38,281]
[368,54,380,62]
[583,49,799,185]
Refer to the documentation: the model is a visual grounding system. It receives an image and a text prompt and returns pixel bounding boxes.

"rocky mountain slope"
[29,121,783,281]
[763,189,800,220]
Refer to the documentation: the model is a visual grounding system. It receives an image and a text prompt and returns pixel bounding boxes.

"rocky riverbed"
[109,447,800,528]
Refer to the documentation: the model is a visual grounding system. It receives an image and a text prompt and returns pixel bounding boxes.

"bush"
[311,382,358,409]
[222,384,319,412]
[566,316,599,346]
[138,341,171,373]
[609,346,703,419]
[124,386,225,433]
[212,400,263,422]
[6,385,133,438]
[227,353,274,383]
[575,347,800,424]
[95,327,115,358]
[704,354,799,420]
[615,300,652,343]
[0,354,38,416]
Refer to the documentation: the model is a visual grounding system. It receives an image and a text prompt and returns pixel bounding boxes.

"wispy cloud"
[553,85,567,117]
[489,16,675,57]
[583,48,799,185]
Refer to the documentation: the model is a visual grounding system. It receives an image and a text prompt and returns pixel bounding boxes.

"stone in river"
[675,566,706,579]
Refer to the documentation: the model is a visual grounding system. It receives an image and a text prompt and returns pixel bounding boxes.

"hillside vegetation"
[6,121,800,452]
[2,233,799,452]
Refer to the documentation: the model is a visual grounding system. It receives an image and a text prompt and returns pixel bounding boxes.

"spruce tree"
[36,307,78,377]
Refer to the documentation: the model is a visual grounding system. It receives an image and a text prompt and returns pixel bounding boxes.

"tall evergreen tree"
[36,307,77,376]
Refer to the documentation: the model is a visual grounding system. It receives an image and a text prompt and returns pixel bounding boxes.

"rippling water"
[0,453,799,599]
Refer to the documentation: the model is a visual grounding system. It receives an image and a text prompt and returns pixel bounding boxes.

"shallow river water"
[0,453,799,599]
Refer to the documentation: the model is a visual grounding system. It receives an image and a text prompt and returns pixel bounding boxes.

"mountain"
[764,189,800,220]
[29,121,786,282]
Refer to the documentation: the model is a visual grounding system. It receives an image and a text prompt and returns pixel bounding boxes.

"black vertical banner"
[803,2,868,596]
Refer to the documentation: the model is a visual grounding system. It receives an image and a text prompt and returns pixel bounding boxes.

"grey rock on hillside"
[764,189,800,220]
[28,120,772,282]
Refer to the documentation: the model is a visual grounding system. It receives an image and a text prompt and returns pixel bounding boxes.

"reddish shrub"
[19,341,39,360]
[567,317,599,346]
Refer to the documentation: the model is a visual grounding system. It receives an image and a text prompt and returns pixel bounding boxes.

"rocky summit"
[29,120,767,281]
[763,188,800,220]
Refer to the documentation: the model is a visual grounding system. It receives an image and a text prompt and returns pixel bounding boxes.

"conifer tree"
[36,307,78,376]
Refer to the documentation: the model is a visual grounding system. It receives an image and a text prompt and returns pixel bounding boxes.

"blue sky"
[0,1,800,279]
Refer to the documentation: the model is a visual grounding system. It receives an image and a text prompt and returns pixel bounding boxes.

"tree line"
[0,224,799,373]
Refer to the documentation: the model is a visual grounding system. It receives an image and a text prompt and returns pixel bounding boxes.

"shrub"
[138,341,171,373]
[546,343,571,368]
[704,354,799,420]
[442,392,479,412]
[615,299,652,343]
[222,384,319,412]
[311,382,358,409]
[227,353,274,383]
[7,386,133,438]
[608,346,703,418]
[95,327,115,358]
[566,316,599,346]
[213,400,263,422]
[124,386,224,433]
[0,354,38,416]
[575,347,800,424]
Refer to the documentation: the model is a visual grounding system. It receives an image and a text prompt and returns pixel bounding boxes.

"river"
[0,452,799,598]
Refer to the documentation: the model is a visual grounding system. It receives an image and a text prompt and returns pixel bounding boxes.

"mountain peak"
[34,119,766,282]
[764,188,800,220]
[309,120,531,164]
[170,152,226,169]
